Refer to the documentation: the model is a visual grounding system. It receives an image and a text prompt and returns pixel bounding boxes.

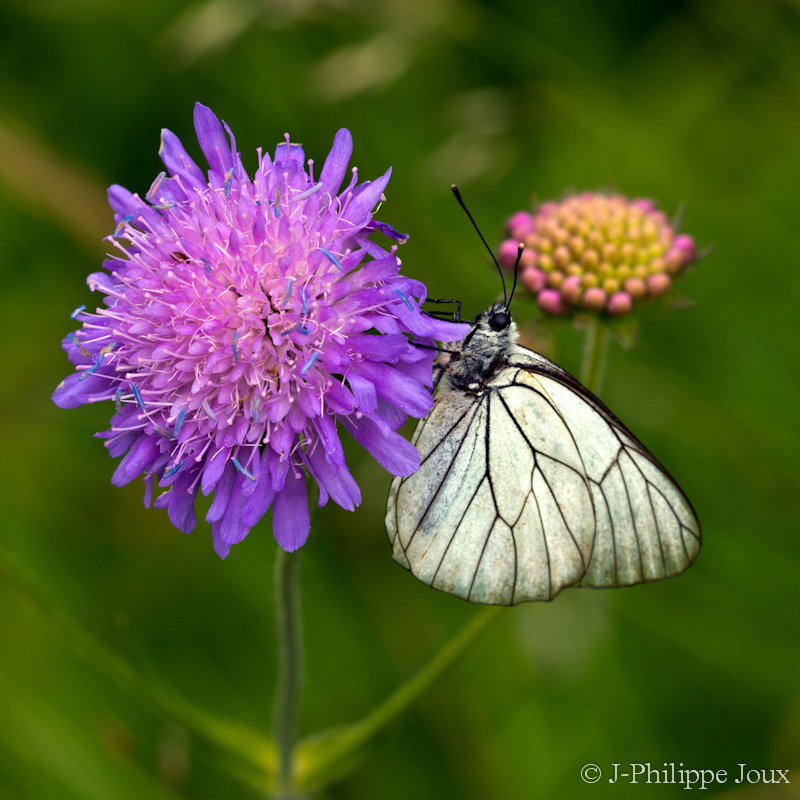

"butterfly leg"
[422,298,464,323]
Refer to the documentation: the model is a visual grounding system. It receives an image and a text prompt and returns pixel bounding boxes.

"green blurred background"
[1,0,799,797]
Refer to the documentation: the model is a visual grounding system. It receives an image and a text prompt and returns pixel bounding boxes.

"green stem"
[580,316,611,396]
[294,605,500,792]
[273,547,303,798]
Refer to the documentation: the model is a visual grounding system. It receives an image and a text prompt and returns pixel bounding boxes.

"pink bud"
[607,291,633,316]
[647,273,671,296]
[623,277,647,299]
[554,245,571,268]
[537,289,566,315]
[672,234,696,261]
[582,287,607,312]
[499,239,522,269]
[560,275,582,304]
[664,249,684,274]
[521,266,546,293]
[520,247,537,269]
[631,198,655,213]
[651,211,668,226]
[507,211,534,239]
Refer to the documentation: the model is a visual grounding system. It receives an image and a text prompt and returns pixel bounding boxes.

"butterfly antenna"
[507,242,525,308]
[451,184,507,305]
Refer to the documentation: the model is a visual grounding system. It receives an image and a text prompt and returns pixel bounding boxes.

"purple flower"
[53,103,468,557]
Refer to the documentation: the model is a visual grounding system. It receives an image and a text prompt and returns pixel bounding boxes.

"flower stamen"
[300,352,318,375]
[146,171,166,201]
[131,382,146,412]
[113,215,133,239]
[68,333,90,358]
[232,457,257,481]
[320,248,344,271]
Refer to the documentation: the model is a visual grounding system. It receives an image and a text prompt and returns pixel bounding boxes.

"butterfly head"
[472,302,516,342]
[457,302,518,363]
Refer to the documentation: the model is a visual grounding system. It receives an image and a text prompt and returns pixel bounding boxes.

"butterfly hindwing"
[510,347,702,589]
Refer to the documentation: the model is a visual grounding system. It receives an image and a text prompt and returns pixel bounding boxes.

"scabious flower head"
[53,103,468,557]
[499,192,697,317]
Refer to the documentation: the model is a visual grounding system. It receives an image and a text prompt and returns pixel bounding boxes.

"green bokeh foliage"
[0,0,798,797]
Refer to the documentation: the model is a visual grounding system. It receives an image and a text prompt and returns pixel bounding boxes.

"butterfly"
[384,189,701,606]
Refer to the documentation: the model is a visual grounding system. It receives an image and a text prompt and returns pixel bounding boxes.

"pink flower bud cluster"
[499,193,696,316]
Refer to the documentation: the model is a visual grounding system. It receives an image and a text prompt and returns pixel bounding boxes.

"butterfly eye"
[488,311,510,331]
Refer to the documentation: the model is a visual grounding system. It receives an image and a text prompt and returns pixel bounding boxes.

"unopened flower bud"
[582,287,607,312]
[499,239,521,269]
[623,277,647,299]
[537,289,565,315]
[560,275,583,304]
[521,266,546,293]
[672,234,696,261]
[520,248,537,269]
[554,245,571,268]
[607,291,633,315]
[631,198,655,213]
[647,273,671,296]
[547,270,564,288]
[508,211,535,240]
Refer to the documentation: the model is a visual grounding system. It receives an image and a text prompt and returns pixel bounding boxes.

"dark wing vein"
[468,393,500,600]
[495,391,589,482]
[403,397,486,553]
[431,476,488,587]
[614,457,645,581]
[419,402,475,467]
[530,469,553,600]
[624,447,668,574]
[648,482,691,563]
[517,351,698,516]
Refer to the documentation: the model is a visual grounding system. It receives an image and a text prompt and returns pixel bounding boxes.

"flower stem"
[273,547,303,798]
[580,316,611,396]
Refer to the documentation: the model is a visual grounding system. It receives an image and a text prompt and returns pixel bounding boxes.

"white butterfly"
[385,301,701,605]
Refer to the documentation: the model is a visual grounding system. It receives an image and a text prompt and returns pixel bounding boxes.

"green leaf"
[293,606,500,792]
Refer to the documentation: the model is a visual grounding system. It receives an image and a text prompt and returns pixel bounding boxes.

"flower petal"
[242,451,275,527]
[319,128,352,198]
[341,167,391,227]
[206,459,236,522]
[349,360,433,418]
[340,415,420,477]
[272,470,310,552]
[159,129,205,189]
[168,476,197,533]
[193,102,233,176]
[111,435,160,487]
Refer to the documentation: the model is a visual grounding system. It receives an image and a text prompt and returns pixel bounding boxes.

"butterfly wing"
[506,346,701,588]
[386,363,596,605]
[385,346,701,605]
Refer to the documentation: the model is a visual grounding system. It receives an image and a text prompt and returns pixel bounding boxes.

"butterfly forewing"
[387,363,596,605]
